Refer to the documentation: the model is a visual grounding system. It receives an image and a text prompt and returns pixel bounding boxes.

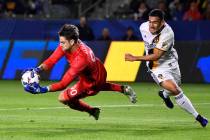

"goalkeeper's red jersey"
[43,41,107,92]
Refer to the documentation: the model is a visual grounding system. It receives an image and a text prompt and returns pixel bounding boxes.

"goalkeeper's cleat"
[89,108,100,120]
[124,85,137,104]
[158,90,174,109]
[196,114,208,127]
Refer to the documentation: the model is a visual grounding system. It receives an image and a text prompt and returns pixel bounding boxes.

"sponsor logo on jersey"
[144,41,156,49]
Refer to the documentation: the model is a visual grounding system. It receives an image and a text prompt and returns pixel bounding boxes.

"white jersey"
[139,21,178,70]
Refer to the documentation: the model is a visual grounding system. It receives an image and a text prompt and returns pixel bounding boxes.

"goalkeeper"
[23,24,137,120]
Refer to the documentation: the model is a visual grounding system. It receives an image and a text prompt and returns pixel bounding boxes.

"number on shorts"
[70,88,77,96]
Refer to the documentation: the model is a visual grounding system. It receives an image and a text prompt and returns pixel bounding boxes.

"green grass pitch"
[0,80,209,140]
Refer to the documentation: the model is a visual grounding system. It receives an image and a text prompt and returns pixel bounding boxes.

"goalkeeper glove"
[24,83,49,94]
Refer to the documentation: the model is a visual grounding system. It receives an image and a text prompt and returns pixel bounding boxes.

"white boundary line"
[0,103,209,111]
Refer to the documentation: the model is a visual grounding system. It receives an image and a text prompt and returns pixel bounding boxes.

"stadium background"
[0,0,210,140]
[0,20,210,83]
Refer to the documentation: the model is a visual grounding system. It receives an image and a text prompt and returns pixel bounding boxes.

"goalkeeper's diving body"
[23,24,137,120]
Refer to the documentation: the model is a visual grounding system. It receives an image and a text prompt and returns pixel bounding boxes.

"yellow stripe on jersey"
[152,60,158,69]
[104,41,144,82]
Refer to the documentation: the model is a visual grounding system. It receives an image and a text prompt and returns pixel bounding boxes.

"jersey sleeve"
[139,23,144,39]
[139,22,148,40]
[50,55,88,91]
[42,45,64,70]
[156,33,174,51]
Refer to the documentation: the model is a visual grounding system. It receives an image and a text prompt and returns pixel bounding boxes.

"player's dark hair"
[149,9,165,20]
[58,24,79,42]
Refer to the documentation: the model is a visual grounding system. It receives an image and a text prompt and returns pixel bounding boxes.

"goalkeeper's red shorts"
[62,69,107,101]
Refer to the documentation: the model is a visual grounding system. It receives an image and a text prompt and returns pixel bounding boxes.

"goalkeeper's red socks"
[100,83,123,93]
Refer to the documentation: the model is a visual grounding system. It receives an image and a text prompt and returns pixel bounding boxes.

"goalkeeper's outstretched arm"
[38,63,48,72]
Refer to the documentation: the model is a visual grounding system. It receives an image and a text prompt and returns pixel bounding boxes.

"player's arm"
[25,59,87,94]
[125,33,172,62]
[48,57,88,92]
[47,68,79,92]
[34,45,65,73]
[125,48,164,62]
[24,46,66,94]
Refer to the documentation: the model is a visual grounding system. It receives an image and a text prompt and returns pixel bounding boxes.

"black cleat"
[89,108,100,120]
[158,90,174,109]
[196,114,208,127]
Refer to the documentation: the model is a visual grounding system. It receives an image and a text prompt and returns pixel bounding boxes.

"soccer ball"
[21,70,40,87]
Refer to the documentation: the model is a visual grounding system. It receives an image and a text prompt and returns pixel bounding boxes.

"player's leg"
[151,71,174,108]
[161,79,198,117]
[96,65,137,103]
[100,82,137,104]
[58,83,100,120]
[152,68,208,127]
[160,79,208,127]
[58,90,92,112]
[100,82,123,92]
[158,89,174,108]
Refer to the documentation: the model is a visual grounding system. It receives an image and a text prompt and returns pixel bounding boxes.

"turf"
[0,80,209,140]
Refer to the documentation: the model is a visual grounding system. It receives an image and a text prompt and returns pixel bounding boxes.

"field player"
[23,24,137,120]
[125,9,208,127]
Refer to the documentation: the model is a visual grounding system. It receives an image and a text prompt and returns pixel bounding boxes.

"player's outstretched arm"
[37,63,48,72]
[125,48,165,62]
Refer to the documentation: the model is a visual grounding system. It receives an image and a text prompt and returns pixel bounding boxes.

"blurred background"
[0,0,210,83]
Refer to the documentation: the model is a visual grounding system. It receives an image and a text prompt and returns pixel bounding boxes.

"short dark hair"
[58,24,79,41]
[149,9,164,20]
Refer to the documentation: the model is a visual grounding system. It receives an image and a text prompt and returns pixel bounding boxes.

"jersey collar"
[153,24,165,35]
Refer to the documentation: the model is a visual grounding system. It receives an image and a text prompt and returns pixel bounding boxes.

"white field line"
[0,103,209,111]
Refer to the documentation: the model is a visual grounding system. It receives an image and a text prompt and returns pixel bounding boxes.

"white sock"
[163,90,170,98]
[175,92,199,118]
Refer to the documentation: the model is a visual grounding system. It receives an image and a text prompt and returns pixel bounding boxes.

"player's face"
[149,16,163,34]
[59,36,72,51]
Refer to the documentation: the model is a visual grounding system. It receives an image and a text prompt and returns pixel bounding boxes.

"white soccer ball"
[21,70,40,87]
